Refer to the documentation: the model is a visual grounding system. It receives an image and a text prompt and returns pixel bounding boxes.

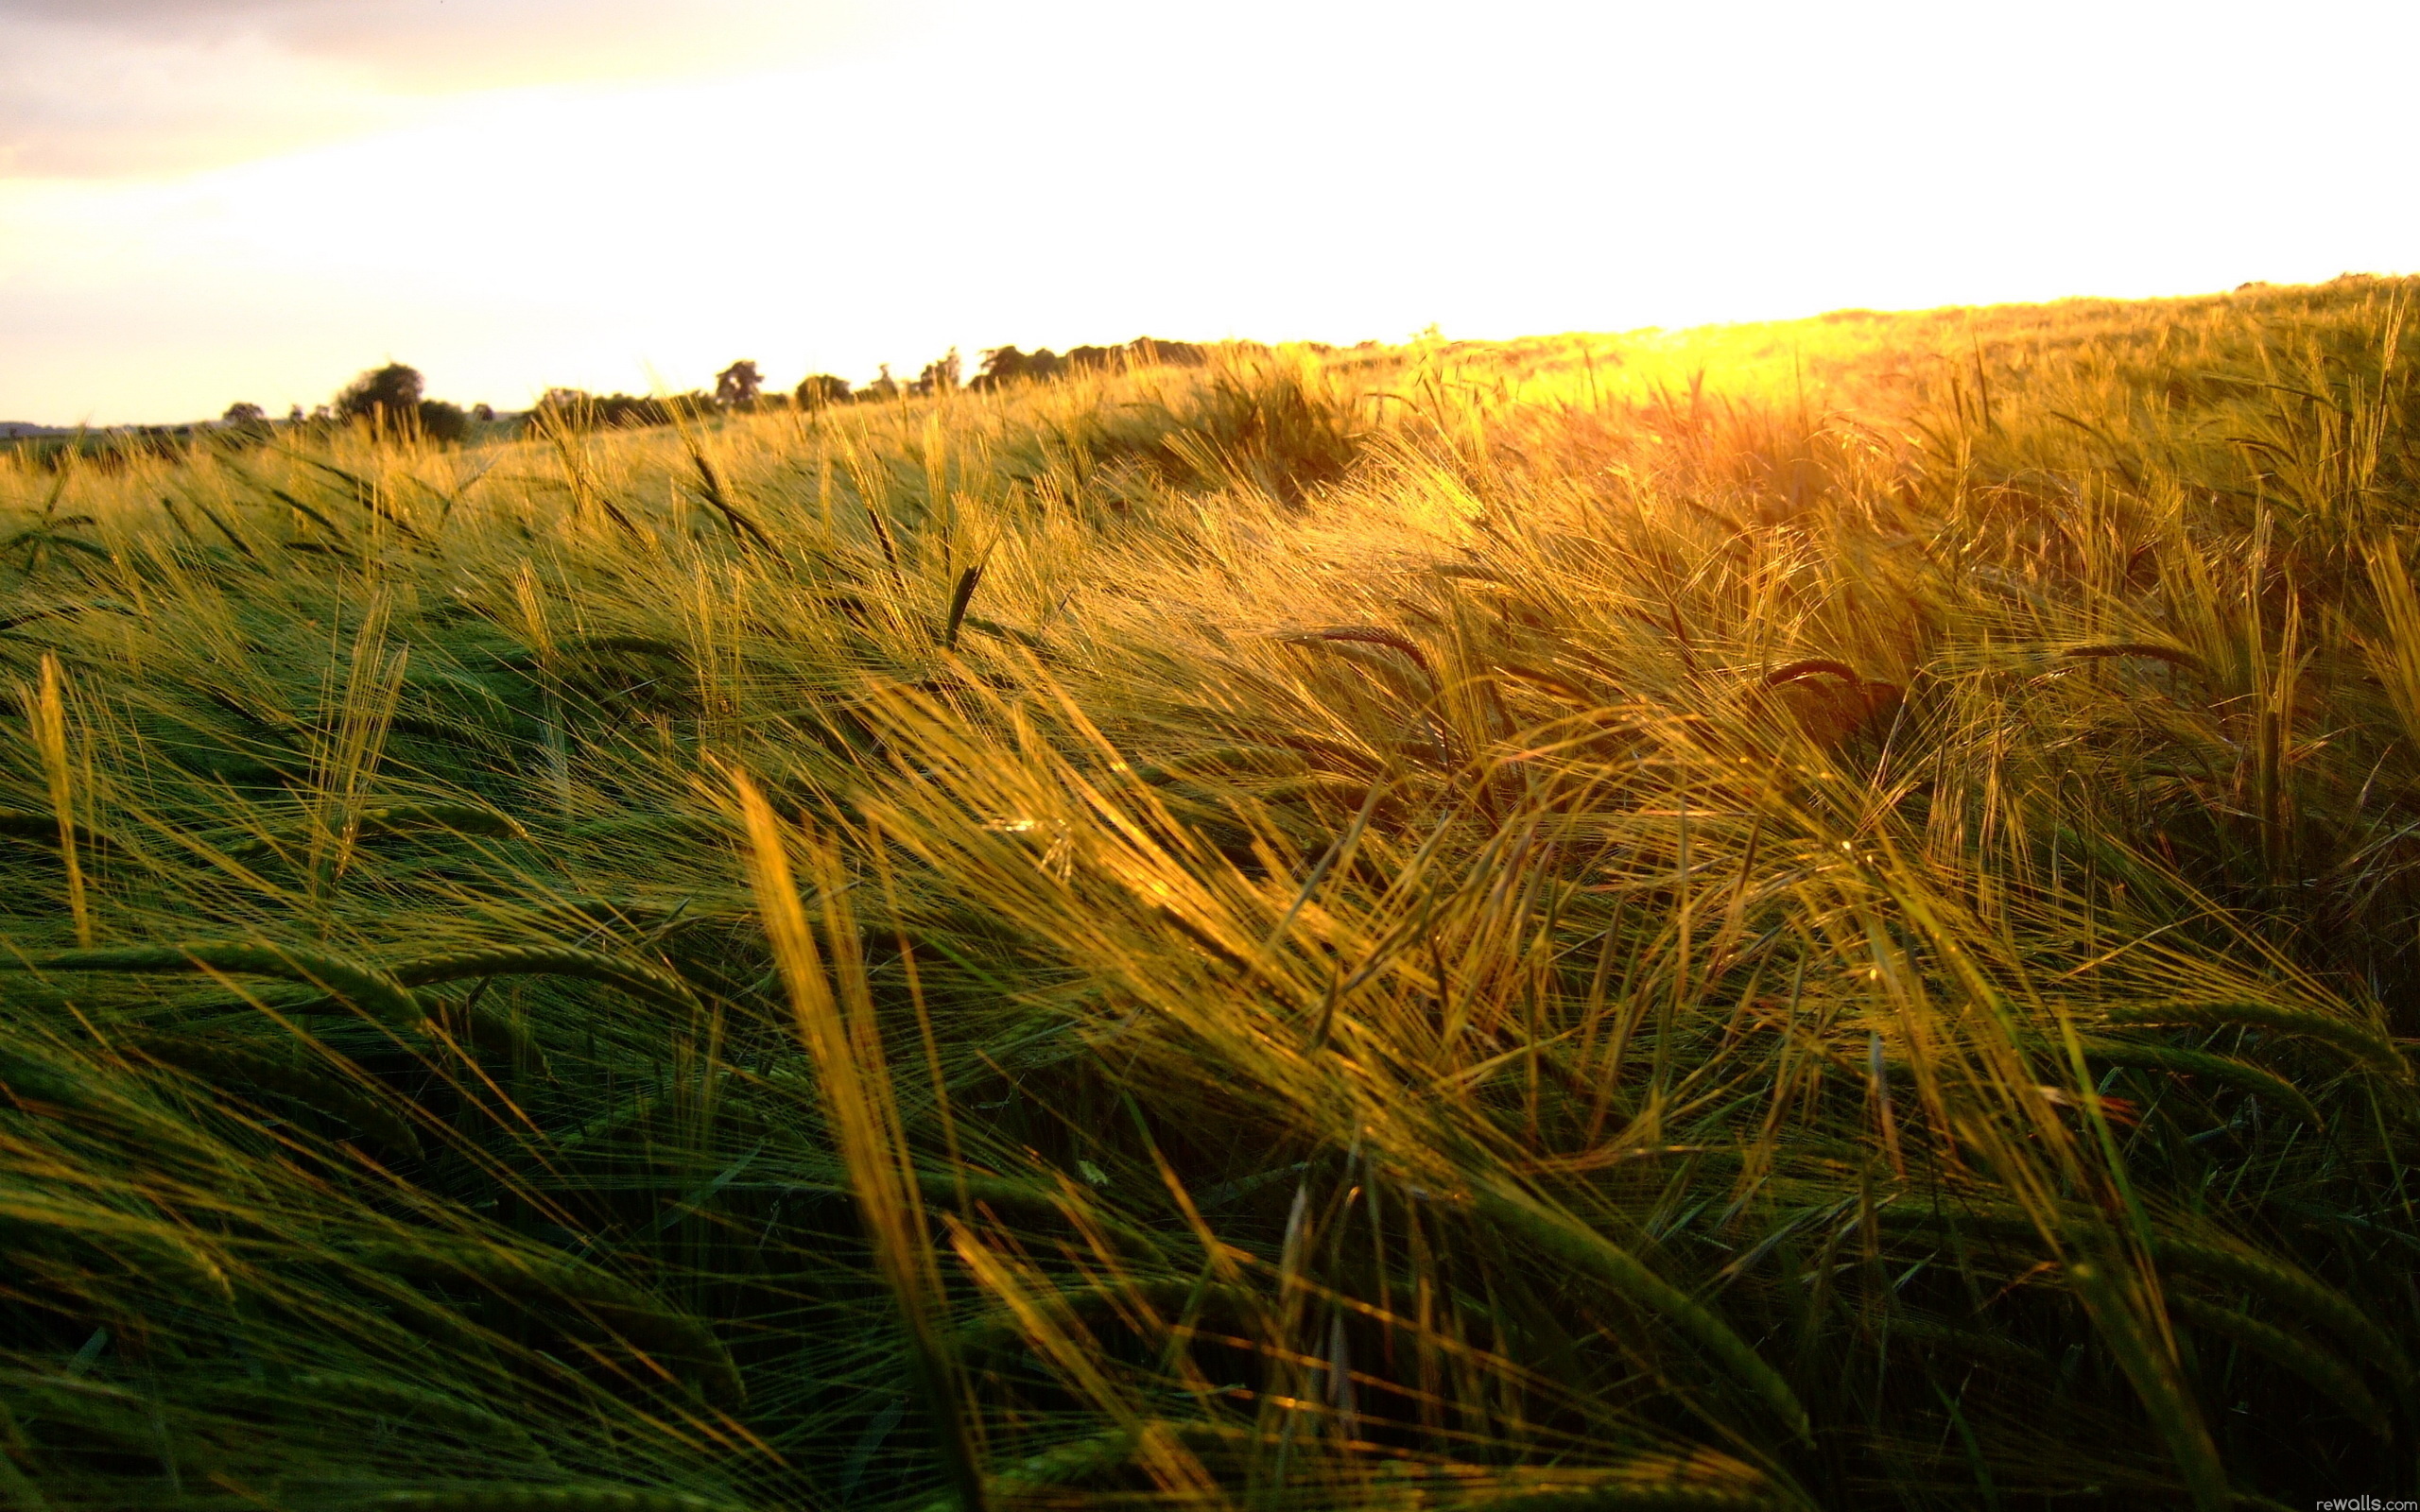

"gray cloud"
[0,2,307,23]
[0,0,870,176]
[0,0,858,44]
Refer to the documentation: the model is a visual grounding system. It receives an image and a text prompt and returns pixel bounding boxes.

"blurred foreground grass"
[1,280,2418,1510]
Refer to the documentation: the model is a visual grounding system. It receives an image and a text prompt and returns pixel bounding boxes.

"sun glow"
[2,0,2416,422]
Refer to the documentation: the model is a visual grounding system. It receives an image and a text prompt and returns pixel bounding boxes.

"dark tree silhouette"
[910,348,962,397]
[330,364,475,442]
[528,388,714,432]
[335,364,424,427]
[865,364,900,402]
[969,338,1208,392]
[715,361,765,409]
[1064,337,1209,372]
[971,346,1065,390]
[795,374,853,409]
[416,400,468,444]
[220,402,267,427]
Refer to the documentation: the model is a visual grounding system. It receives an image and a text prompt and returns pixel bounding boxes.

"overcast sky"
[3,0,2416,423]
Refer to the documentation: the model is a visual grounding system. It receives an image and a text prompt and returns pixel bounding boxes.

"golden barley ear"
[735,771,989,1512]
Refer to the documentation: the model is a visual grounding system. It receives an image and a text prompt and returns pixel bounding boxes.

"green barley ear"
[353,802,529,842]
[120,1031,422,1158]
[903,1427,1137,1510]
[1471,1184,1811,1444]
[547,1090,663,1154]
[197,1373,544,1457]
[1884,1316,2054,1377]
[2100,1002,2405,1076]
[220,802,526,862]
[1874,1203,2413,1386]
[357,1245,743,1409]
[0,597,139,633]
[2075,1039,2324,1126]
[434,995,546,1071]
[389,946,700,1014]
[2057,641,2203,670]
[2062,1246,2230,1512]
[0,809,115,856]
[562,633,688,663]
[2152,1236,2415,1388]
[2,942,424,1026]
[2166,1295,2390,1439]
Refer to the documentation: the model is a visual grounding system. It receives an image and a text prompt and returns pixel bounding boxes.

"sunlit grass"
[0,277,2414,1510]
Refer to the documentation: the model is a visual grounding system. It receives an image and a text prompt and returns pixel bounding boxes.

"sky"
[1,0,2415,424]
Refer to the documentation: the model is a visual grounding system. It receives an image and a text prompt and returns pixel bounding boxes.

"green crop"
[0,285,2414,1508]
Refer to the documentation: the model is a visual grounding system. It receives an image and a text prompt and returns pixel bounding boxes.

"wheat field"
[0,278,2414,1511]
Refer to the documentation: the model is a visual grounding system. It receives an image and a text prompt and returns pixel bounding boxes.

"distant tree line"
[527,388,718,431]
[970,337,1210,390]
[216,363,497,446]
[195,337,1229,448]
[531,337,1216,428]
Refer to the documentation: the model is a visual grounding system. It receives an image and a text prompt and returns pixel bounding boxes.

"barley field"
[0,278,2414,1511]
